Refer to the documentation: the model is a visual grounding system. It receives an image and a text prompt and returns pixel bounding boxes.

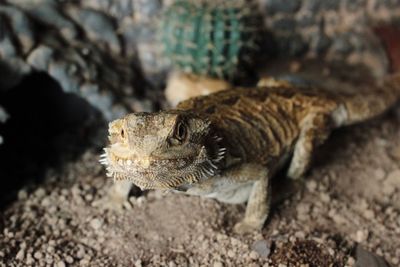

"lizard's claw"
[106,189,133,210]
[93,181,134,211]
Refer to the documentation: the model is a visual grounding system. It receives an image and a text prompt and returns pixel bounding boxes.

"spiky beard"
[99,134,226,190]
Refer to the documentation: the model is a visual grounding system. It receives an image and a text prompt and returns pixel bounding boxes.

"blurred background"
[0,0,400,266]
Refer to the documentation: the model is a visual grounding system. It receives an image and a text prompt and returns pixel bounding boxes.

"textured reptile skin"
[101,74,400,233]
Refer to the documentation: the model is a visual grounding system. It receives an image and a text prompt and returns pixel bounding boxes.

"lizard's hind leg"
[287,112,332,179]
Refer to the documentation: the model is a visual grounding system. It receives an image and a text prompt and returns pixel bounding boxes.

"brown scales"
[102,74,400,234]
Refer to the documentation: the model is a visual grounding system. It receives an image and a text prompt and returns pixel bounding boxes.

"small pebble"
[306,180,317,192]
[35,188,46,198]
[355,230,367,242]
[65,255,74,264]
[134,259,142,267]
[251,240,271,259]
[363,209,374,220]
[26,253,34,265]
[80,258,90,265]
[347,256,355,265]
[57,261,66,267]
[15,249,25,260]
[249,251,259,260]
[90,218,102,230]
[320,192,331,203]
[33,251,43,260]
[385,170,400,186]
[17,189,28,200]
[227,250,235,258]
[76,248,85,259]
[294,231,306,239]
[374,168,386,180]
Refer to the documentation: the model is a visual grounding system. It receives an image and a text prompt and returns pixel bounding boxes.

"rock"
[374,168,386,181]
[66,7,121,55]
[79,83,120,121]
[385,170,400,186]
[134,0,162,22]
[90,218,102,230]
[165,72,230,107]
[297,13,315,27]
[134,259,142,267]
[355,245,390,267]
[82,0,134,20]
[273,18,296,32]
[65,255,74,264]
[48,61,80,94]
[0,106,9,145]
[25,253,34,265]
[355,230,368,243]
[313,33,331,53]
[263,0,301,14]
[22,4,78,41]
[346,0,361,11]
[306,180,317,192]
[33,251,43,260]
[0,60,28,90]
[0,105,9,123]
[332,34,353,54]
[320,0,340,10]
[0,5,35,54]
[34,188,46,198]
[15,249,25,261]
[382,169,400,195]
[303,0,320,12]
[249,251,259,260]
[0,22,19,58]
[277,34,308,56]
[251,240,271,259]
[27,45,54,70]
[76,247,85,259]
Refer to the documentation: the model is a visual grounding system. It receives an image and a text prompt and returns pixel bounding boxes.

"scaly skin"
[100,74,400,233]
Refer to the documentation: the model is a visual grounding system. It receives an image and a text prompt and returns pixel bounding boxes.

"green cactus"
[161,0,261,80]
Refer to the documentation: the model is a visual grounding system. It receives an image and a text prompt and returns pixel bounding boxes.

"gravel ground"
[1,66,400,266]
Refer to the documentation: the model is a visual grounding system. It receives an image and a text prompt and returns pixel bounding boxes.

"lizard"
[100,73,400,233]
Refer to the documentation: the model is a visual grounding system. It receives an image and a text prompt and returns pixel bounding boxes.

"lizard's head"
[100,111,225,190]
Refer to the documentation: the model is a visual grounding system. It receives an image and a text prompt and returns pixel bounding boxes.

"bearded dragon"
[100,74,400,233]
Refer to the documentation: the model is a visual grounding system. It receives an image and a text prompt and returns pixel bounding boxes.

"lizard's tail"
[333,73,400,127]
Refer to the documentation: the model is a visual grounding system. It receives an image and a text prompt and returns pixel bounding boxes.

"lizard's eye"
[173,121,187,143]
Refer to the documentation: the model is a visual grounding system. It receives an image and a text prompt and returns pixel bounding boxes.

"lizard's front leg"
[234,176,271,234]
[287,112,331,179]
[104,180,133,210]
[224,164,271,234]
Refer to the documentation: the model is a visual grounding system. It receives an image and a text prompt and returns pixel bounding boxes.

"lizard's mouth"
[100,142,226,190]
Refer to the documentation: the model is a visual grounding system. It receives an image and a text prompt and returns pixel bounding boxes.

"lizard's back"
[177,74,400,166]
[177,85,339,166]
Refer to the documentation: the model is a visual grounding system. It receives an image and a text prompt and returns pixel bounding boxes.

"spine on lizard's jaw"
[333,73,400,127]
